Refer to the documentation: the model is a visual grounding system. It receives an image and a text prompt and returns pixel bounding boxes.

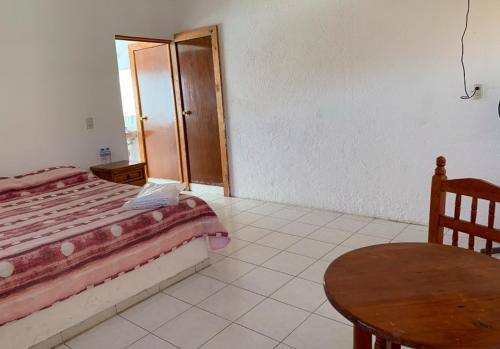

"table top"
[324,243,500,349]
[90,160,145,171]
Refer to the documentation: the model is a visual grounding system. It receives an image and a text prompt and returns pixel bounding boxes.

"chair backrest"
[428,156,500,255]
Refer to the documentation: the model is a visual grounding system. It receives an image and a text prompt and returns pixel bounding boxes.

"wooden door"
[129,42,181,181]
[176,37,222,185]
[172,26,230,194]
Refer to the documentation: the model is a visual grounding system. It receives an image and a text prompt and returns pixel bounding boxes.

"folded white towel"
[123,182,185,210]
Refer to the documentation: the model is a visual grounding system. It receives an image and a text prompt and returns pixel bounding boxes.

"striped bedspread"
[0,167,229,325]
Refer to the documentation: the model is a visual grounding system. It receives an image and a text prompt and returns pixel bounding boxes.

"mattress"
[0,167,229,326]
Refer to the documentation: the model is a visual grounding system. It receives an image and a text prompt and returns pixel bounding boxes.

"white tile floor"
[59,191,431,349]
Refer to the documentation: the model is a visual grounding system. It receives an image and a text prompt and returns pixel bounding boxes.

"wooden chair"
[375,156,500,349]
[428,156,500,253]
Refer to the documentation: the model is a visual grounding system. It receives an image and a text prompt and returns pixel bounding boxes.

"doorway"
[114,39,141,163]
[114,27,230,195]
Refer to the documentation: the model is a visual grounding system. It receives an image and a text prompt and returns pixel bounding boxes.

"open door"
[129,42,181,181]
[171,26,230,196]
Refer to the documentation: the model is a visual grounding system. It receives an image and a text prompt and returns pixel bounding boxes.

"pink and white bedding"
[0,167,229,326]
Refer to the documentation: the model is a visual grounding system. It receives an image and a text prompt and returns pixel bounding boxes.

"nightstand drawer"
[113,169,144,183]
[90,161,147,187]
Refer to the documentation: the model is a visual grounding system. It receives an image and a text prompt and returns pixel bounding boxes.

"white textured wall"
[1,1,499,224]
[0,0,176,176]
[172,0,500,223]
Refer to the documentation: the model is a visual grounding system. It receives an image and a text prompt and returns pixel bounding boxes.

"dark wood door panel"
[177,37,223,185]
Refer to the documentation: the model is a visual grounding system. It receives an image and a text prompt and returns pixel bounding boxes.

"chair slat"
[468,197,478,250]
[452,194,461,247]
[485,201,496,255]
[441,178,500,202]
[429,156,500,256]
[441,216,500,241]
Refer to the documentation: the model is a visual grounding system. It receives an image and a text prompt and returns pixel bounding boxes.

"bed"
[0,167,229,348]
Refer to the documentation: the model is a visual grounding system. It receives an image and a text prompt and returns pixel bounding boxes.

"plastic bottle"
[99,148,107,164]
[104,147,112,164]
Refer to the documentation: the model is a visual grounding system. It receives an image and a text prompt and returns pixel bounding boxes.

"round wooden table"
[324,243,500,349]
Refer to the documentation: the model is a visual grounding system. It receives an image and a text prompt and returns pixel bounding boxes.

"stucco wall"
[1,0,499,224]
[171,0,500,223]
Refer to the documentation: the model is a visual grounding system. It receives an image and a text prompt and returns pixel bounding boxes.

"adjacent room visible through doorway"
[115,39,140,163]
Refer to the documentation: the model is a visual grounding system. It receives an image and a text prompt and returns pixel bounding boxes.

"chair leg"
[375,337,401,349]
[353,325,372,349]
[374,337,386,349]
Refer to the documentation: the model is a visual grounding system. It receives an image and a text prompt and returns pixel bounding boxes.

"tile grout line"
[124,330,181,349]
[63,194,424,348]
[159,268,342,346]
[211,224,350,281]
[118,312,184,348]
[277,294,332,348]
[198,266,323,315]
[191,194,425,347]
[205,191,426,228]
[156,280,278,348]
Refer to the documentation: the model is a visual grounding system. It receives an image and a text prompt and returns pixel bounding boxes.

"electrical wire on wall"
[460,0,479,100]
[460,0,500,119]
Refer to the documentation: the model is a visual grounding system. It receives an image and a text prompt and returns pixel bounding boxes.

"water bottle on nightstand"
[99,147,112,164]
[99,148,106,164]
[104,147,112,164]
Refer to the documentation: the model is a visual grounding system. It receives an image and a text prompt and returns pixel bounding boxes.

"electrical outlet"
[85,117,95,130]
[473,84,483,99]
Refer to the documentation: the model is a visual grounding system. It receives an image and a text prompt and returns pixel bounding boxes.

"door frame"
[124,38,184,182]
[115,35,171,44]
[171,25,231,196]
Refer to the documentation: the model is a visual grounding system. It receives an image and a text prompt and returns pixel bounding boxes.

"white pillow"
[123,182,185,210]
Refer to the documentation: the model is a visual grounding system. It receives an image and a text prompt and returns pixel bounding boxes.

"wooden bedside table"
[90,161,147,186]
